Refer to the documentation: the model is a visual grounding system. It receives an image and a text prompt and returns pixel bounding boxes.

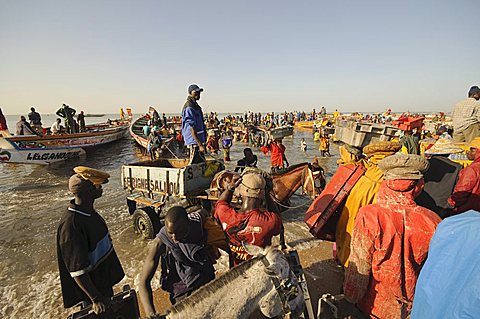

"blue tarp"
[411,210,480,318]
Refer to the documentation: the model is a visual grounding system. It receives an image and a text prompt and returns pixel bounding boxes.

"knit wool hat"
[378,153,429,180]
[237,173,266,199]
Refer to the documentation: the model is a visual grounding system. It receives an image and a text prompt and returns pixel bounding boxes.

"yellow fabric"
[470,137,480,149]
[335,161,384,267]
[204,160,222,177]
[73,166,110,185]
[368,152,396,164]
[337,145,358,165]
[333,111,341,120]
[319,137,329,151]
[313,131,320,142]
[451,159,473,168]
[401,145,408,154]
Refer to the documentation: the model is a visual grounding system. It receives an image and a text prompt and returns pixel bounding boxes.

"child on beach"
[221,133,233,161]
[301,138,307,152]
[206,130,219,155]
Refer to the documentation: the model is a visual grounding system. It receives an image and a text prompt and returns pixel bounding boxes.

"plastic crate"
[334,120,400,148]
[393,117,424,131]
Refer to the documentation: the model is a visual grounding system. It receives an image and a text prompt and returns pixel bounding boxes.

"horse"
[209,161,325,249]
[150,246,305,319]
[209,160,326,206]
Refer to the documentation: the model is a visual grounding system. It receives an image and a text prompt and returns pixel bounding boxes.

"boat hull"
[0,123,128,165]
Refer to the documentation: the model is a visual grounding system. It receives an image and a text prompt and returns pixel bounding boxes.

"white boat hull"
[0,123,128,165]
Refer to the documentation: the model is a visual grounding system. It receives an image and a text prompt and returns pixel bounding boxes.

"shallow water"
[0,117,339,318]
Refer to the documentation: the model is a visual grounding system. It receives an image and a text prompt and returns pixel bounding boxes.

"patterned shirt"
[452,97,480,132]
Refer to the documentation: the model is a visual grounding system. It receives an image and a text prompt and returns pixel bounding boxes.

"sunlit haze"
[0,0,478,115]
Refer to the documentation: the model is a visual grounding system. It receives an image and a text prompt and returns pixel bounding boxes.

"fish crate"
[334,120,400,148]
[270,126,294,139]
[392,117,424,131]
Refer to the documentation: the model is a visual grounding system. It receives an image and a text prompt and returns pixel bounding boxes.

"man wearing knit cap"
[343,154,441,319]
[57,167,124,315]
[447,137,480,215]
[214,172,282,267]
[335,141,401,267]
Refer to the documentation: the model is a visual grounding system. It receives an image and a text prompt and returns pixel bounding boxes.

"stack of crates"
[334,120,400,148]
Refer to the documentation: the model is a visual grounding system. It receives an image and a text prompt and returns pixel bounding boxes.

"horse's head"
[246,245,305,318]
[302,158,326,199]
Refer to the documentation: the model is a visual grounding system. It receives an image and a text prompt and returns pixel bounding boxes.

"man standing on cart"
[182,84,207,163]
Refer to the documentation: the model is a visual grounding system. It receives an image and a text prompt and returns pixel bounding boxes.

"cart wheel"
[132,207,162,239]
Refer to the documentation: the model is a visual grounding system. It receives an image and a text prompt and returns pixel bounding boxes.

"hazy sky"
[0,0,478,115]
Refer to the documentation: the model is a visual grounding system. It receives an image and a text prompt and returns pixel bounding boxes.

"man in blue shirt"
[182,84,207,162]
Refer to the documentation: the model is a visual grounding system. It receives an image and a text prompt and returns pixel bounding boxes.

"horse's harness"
[259,254,299,316]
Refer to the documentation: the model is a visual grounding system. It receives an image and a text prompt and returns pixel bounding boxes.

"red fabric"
[448,151,480,214]
[344,179,441,319]
[206,137,219,152]
[176,132,183,142]
[261,142,286,168]
[0,111,7,131]
[214,200,282,266]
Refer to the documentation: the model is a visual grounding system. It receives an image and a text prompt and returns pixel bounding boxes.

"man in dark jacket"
[57,167,124,315]
[139,206,214,316]
[77,111,86,132]
[56,104,77,133]
[28,107,43,135]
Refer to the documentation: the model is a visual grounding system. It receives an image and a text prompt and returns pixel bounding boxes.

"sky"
[0,0,478,115]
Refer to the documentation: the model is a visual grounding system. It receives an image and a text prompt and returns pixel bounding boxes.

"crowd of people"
[54,84,480,319]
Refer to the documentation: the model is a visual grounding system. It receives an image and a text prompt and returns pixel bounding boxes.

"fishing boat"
[130,115,183,147]
[0,120,129,165]
[294,119,331,130]
[129,115,151,149]
[129,115,180,157]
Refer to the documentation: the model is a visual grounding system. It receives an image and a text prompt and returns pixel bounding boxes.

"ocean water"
[0,114,339,318]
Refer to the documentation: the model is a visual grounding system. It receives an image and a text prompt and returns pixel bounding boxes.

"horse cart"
[121,158,328,318]
[121,157,224,239]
